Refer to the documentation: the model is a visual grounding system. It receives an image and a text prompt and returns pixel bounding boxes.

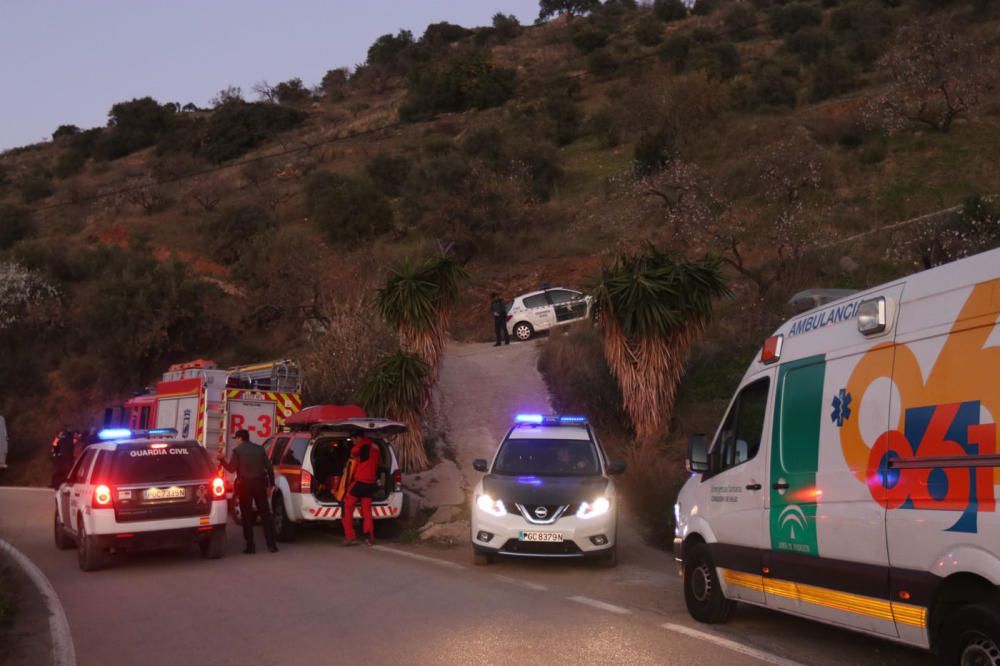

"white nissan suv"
[470,415,626,567]
[54,428,227,571]
[505,288,592,341]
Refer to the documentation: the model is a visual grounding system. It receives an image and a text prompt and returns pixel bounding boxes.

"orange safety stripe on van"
[720,568,927,627]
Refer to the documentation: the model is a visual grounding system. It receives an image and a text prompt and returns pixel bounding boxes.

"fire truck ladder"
[228,360,302,393]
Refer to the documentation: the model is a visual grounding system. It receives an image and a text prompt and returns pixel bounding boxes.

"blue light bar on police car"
[515,414,545,424]
[146,428,178,436]
[98,429,132,440]
[514,414,588,425]
[559,416,587,423]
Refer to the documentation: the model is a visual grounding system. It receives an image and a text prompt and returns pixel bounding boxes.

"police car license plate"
[519,531,563,543]
[143,486,186,501]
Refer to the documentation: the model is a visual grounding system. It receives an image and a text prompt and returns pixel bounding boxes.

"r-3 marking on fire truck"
[842,281,1000,534]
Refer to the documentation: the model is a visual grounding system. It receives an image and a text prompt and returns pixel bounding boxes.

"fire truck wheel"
[77,519,107,572]
[273,494,296,542]
[199,529,226,559]
[54,509,74,550]
[683,543,733,624]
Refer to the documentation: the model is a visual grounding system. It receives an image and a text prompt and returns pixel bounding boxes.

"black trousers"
[494,316,509,344]
[238,477,277,549]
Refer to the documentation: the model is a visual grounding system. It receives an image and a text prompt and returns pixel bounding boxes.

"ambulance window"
[270,437,290,464]
[713,378,769,473]
[283,436,309,466]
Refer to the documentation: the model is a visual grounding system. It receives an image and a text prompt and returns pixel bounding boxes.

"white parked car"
[505,288,592,341]
[470,414,626,567]
[54,428,227,571]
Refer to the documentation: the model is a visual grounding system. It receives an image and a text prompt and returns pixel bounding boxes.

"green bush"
[54,149,87,178]
[747,60,800,108]
[305,172,393,242]
[462,127,506,165]
[11,238,94,283]
[588,107,621,148]
[399,50,516,122]
[0,204,35,250]
[492,13,522,41]
[809,54,860,102]
[543,92,584,146]
[635,16,664,46]
[507,137,563,201]
[653,0,688,22]
[783,27,834,64]
[769,3,823,36]
[16,170,53,204]
[659,34,693,72]
[274,78,311,104]
[723,3,759,40]
[367,30,415,67]
[572,27,609,53]
[587,49,620,79]
[692,0,719,15]
[94,97,175,160]
[634,129,673,175]
[203,205,275,265]
[366,152,413,197]
[51,124,80,140]
[196,101,307,163]
[692,43,742,80]
[421,22,471,47]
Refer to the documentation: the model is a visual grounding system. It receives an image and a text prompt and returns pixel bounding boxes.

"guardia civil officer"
[219,429,279,554]
[490,293,510,347]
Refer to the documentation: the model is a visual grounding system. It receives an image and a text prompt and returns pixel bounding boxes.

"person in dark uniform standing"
[219,429,279,554]
[342,436,380,547]
[491,293,509,347]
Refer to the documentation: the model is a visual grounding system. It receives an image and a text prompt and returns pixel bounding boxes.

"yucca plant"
[591,244,729,444]
[359,350,432,472]
[376,253,467,381]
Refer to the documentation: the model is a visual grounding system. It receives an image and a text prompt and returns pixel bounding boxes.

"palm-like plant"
[376,253,467,381]
[359,350,432,472]
[591,244,729,443]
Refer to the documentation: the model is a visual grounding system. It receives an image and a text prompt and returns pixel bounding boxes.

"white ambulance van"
[674,247,1000,663]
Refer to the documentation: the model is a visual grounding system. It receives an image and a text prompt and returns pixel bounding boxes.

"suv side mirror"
[687,434,709,473]
[607,460,626,475]
[473,458,488,473]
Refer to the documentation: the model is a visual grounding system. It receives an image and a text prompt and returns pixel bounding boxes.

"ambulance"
[674,247,1000,664]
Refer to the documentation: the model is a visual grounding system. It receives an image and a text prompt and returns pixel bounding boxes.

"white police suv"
[54,428,227,571]
[470,415,625,567]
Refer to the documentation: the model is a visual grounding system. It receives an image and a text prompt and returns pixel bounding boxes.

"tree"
[367,30,415,67]
[591,246,728,443]
[210,85,244,107]
[359,350,432,472]
[538,0,600,21]
[204,205,275,265]
[653,0,688,22]
[274,78,311,104]
[320,68,350,101]
[399,50,517,122]
[867,18,996,133]
[492,13,522,41]
[375,253,467,382]
[305,171,394,242]
[52,124,80,140]
[252,80,278,103]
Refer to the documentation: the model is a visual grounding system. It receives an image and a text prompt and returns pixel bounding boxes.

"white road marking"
[661,623,807,666]
[0,538,76,666]
[371,545,465,570]
[494,574,547,591]
[568,595,632,615]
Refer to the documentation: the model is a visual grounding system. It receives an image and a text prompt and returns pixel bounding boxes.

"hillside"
[2,0,999,487]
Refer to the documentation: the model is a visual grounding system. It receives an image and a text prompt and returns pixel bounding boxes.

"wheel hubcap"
[516,326,530,340]
[691,563,712,603]
[962,636,1000,666]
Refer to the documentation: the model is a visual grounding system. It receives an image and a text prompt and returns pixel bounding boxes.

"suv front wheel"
[513,322,534,341]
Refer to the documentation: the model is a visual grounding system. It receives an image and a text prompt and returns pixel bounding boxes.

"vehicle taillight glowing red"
[93,484,113,508]
[212,477,225,498]
[392,469,402,492]
[300,470,312,493]
[150,442,168,449]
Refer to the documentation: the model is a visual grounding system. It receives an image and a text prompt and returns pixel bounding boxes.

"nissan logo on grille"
[534,506,548,519]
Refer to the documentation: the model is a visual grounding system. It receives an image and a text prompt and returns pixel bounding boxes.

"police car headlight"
[577,497,611,519]
[476,494,507,517]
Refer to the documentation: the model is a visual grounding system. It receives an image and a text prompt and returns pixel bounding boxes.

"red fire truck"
[105,359,303,457]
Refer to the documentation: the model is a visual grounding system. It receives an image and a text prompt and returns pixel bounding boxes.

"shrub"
[94,97,175,160]
[196,101,307,163]
[634,129,673,175]
[203,205,275,265]
[653,0,688,22]
[52,125,80,140]
[747,60,800,108]
[421,22,471,46]
[0,204,35,250]
[659,34,693,72]
[588,107,621,147]
[367,30,415,67]
[462,127,506,165]
[587,49,620,79]
[491,13,522,41]
[54,149,87,178]
[572,27,609,53]
[543,92,584,146]
[692,0,719,15]
[366,152,413,196]
[16,170,53,204]
[783,27,834,64]
[769,3,823,36]
[507,137,563,201]
[809,54,860,102]
[538,0,601,21]
[399,50,516,122]
[722,3,759,40]
[691,43,742,80]
[274,78,311,104]
[320,68,349,101]
[635,16,664,46]
[305,172,393,242]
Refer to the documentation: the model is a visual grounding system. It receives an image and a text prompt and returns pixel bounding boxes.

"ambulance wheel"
[77,519,107,572]
[513,322,534,341]
[939,602,1000,666]
[54,509,74,550]
[473,548,494,566]
[272,494,296,542]
[199,530,225,559]
[684,543,732,624]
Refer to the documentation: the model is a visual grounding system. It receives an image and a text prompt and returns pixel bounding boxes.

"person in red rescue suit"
[342,436,380,547]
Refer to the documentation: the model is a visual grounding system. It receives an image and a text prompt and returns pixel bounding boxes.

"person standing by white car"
[491,293,510,347]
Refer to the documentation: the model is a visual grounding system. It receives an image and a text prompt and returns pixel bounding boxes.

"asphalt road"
[1,487,933,666]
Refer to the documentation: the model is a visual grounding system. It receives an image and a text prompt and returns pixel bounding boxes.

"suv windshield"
[112,442,216,484]
[493,438,600,476]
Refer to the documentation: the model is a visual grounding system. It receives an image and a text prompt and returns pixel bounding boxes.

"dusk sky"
[0,1,540,151]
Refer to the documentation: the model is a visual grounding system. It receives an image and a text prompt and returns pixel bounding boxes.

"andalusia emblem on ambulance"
[840,281,1000,534]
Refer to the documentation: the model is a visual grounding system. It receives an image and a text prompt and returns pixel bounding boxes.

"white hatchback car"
[505,288,592,341]
[54,428,227,571]
[470,414,626,567]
